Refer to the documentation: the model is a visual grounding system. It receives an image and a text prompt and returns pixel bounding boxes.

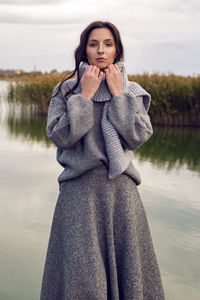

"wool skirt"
[40,164,165,300]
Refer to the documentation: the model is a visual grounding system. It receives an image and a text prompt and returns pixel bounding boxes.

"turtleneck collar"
[66,61,129,102]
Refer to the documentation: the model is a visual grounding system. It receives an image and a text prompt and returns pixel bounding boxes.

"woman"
[40,21,165,300]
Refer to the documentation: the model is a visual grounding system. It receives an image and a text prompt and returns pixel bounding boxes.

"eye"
[105,43,113,47]
[89,43,97,47]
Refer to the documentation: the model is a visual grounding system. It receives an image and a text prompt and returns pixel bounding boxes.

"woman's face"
[86,28,117,69]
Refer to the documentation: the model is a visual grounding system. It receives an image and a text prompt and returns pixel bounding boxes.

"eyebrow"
[88,39,114,42]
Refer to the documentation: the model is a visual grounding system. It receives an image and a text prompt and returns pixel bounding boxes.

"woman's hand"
[81,65,104,100]
[105,64,123,96]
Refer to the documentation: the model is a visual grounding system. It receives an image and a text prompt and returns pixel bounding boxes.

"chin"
[96,63,109,70]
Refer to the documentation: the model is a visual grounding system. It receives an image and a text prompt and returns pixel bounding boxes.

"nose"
[98,43,104,54]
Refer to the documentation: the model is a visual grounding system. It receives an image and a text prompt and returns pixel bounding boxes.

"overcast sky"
[0,0,199,75]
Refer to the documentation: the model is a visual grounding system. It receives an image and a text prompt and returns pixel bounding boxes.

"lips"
[96,58,106,61]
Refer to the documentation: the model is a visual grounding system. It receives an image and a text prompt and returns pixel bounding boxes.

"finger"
[85,65,93,74]
[94,66,100,76]
[88,64,93,69]
[114,64,120,71]
[104,68,109,76]
[108,64,116,74]
[107,64,114,71]
[88,65,96,76]
[98,71,104,82]
[91,65,99,75]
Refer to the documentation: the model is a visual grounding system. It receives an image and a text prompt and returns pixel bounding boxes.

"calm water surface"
[0,80,200,300]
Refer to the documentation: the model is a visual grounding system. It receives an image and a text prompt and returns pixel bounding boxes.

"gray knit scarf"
[66,62,151,179]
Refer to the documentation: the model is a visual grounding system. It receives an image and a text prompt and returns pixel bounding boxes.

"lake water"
[0,80,200,300]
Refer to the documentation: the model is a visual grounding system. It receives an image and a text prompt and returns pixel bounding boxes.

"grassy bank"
[129,73,200,126]
[7,72,200,126]
[7,73,64,114]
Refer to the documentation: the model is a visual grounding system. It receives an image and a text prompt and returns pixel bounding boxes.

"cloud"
[0,0,66,5]
[0,1,102,25]
[0,0,199,75]
[0,0,199,26]
[126,40,200,76]
[0,13,81,25]
[157,0,200,14]
[0,0,198,35]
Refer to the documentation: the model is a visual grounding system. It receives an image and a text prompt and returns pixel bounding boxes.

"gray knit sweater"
[46,63,153,189]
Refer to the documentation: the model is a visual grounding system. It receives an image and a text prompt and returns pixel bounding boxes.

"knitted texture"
[40,165,165,299]
[101,101,133,179]
[66,62,153,179]
[42,65,165,299]
[46,62,153,187]
[66,62,129,102]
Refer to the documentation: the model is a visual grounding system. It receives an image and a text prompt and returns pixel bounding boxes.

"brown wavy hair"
[51,21,124,100]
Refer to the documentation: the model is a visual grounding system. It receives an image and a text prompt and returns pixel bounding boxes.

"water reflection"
[4,109,200,174]
[1,81,200,300]
[135,126,200,174]
[6,111,51,146]
[147,195,200,234]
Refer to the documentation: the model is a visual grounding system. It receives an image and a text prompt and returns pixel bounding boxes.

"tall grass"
[7,72,200,126]
[7,73,64,114]
[129,73,200,126]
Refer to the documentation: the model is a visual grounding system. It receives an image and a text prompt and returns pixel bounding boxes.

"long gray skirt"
[40,164,165,300]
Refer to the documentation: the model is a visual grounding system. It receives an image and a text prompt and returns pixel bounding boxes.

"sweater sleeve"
[46,83,95,149]
[107,92,153,150]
